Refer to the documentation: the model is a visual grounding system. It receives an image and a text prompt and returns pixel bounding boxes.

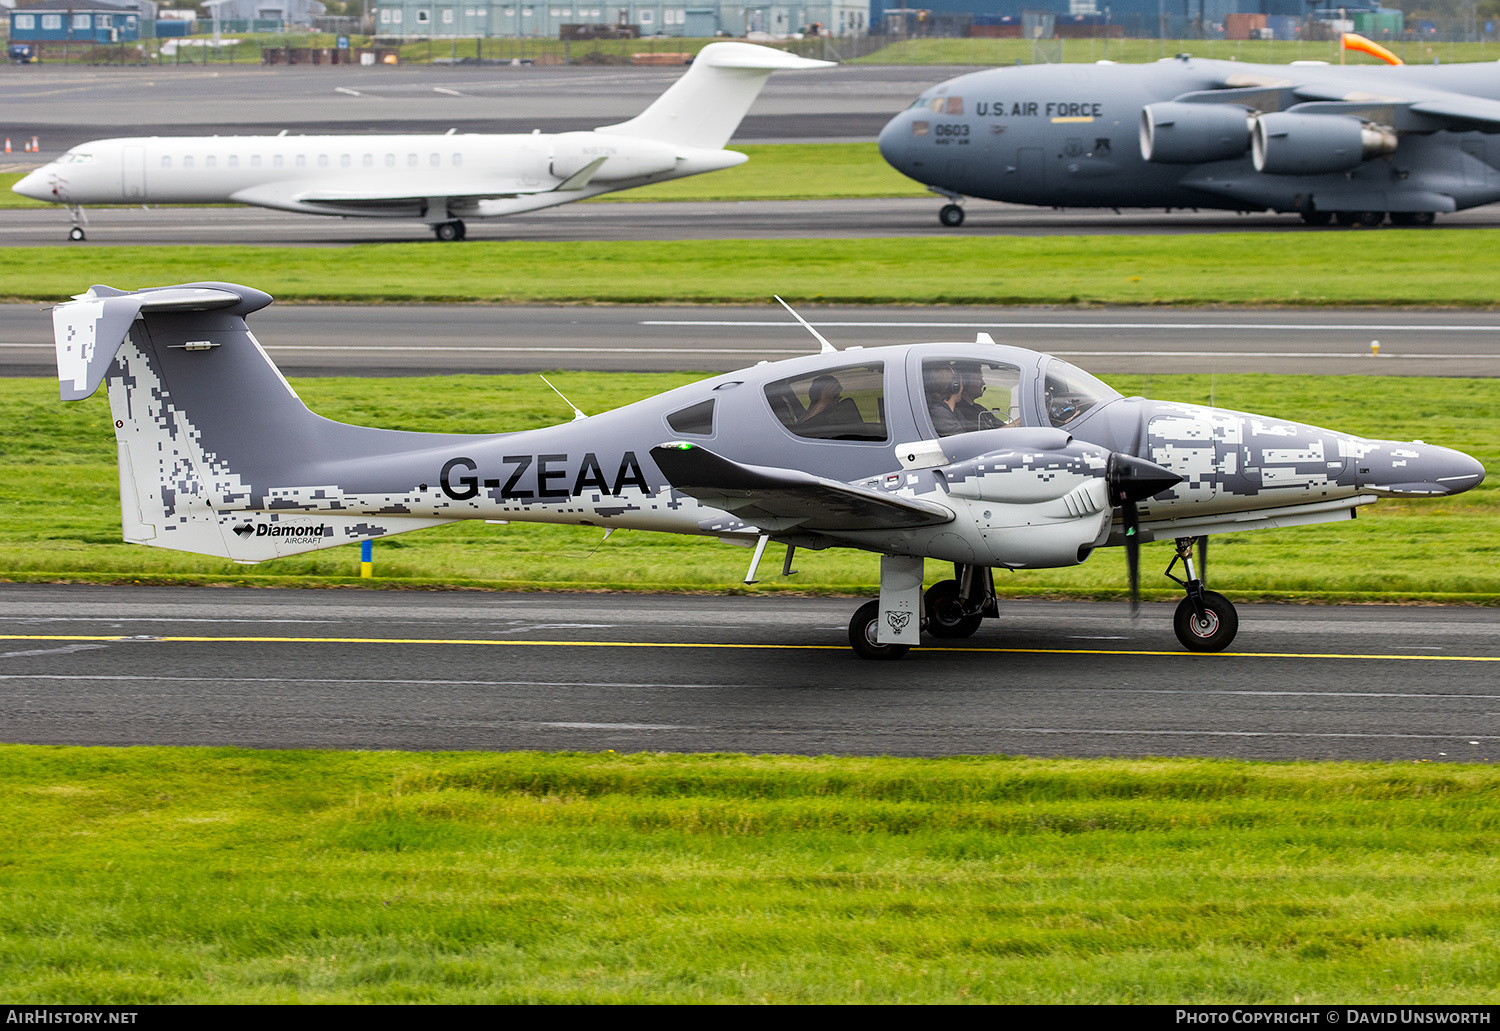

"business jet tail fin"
[596,42,833,151]
[51,282,459,562]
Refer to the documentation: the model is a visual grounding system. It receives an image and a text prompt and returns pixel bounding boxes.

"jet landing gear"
[67,204,88,242]
[1165,536,1238,653]
[938,203,966,228]
[433,219,467,241]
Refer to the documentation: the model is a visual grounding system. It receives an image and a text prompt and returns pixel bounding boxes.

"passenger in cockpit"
[925,364,964,437]
[797,374,845,429]
[954,364,1002,432]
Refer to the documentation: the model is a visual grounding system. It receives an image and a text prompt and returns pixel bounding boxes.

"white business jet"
[13,42,831,241]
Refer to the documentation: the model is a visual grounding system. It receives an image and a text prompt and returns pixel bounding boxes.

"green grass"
[8,232,1500,305]
[855,35,1500,66]
[3,745,1500,1003]
[1,372,1494,599]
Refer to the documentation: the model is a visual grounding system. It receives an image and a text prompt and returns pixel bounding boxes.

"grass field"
[7,231,1500,305]
[2,372,1494,599]
[3,745,1499,1003]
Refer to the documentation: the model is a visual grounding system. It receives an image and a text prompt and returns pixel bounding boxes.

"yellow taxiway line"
[2,634,1498,661]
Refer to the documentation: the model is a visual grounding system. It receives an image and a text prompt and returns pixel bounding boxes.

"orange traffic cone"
[30,137,38,151]
[22,140,30,153]
[3,139,10,154]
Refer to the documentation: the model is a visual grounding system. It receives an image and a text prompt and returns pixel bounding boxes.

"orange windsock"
[1343,32,1403,66]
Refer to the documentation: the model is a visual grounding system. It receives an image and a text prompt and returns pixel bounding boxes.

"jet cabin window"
[764,363,887,442]
[1043,359,1121,428]
[922,359,1022,438]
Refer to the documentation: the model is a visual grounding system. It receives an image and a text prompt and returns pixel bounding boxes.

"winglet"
[775,296,837,355]
[1343,32,1403,66]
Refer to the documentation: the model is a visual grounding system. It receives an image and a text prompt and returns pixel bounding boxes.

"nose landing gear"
[1165,536,1238,652]
[938,203,966,227]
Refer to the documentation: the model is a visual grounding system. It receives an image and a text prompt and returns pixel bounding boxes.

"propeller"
[1106,453,1183,616]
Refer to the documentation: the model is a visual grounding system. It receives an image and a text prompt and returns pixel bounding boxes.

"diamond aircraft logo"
[233,524,255,538]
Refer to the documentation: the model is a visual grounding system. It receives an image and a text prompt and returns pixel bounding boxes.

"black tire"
[454,219,468,240]
[434,222,461,241]
[1335,210,1385,228]
[848,600,911,660]
[1299,210,1332,226]
[68,227,85,241]
[1390,212,1436,227]
[1173,591,1239,653]
[924,579,982,639]
[938,203,965,228]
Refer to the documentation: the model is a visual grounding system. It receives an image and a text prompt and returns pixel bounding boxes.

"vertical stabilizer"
[596,42,834,151]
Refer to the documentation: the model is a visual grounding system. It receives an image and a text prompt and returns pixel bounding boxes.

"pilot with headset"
[925,364,965,437]
[953,363,1002,433]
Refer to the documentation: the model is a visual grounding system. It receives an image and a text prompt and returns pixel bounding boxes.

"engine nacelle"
[1139,102,1254,164]
[1251,112,1397,175]
[550,132,679,183]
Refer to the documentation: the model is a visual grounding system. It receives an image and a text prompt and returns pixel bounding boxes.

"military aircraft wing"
[1282,81,1500,129]
[650,443,954,533]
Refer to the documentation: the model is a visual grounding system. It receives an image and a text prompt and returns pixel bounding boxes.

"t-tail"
[53,282,483,563]
[596,42,834,151]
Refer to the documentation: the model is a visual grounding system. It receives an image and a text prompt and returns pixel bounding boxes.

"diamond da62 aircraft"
[51,282,1484,657]
[11,42,829,242]
[880,51,1500,228]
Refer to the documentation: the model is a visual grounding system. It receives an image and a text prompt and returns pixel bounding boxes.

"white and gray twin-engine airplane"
[879,53,1500,228]
[51,282,1484,658]
[12,42,830,242]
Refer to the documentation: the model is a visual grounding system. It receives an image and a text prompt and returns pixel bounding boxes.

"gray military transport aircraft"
[50,282,1484,658]
[879,54,1500,227]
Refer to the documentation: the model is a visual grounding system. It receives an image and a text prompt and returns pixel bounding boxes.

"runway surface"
[11,198,1500,247]
[5,302,1498,376]
[2,584,1496,761]
[0,62,940,157]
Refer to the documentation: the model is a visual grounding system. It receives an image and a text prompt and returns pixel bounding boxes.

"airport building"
[8,0,153,43]
[370,1,870,38]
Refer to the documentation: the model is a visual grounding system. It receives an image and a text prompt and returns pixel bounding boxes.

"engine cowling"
[550,132,679,183]
[1139,102,1253,164]
[1251,112,1397,175]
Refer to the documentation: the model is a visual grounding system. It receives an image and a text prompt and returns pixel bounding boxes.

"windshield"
[1043,359,1121,427]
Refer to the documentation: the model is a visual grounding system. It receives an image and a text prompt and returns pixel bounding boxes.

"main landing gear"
[433,219,467,241]
[1165,536,1238,653]
[847,560,997,660]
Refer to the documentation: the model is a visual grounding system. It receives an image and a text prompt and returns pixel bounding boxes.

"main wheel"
[1173,591,1239,653]
[434,221,461,241]
[454,219,468,240]
[1299,210,1332,226]
[924,579,982,639]
[1335,210,1385,228]
[1390,212,1436,227]
[848,600,910,660]
[938,203,965,228]
[67,226,85,241]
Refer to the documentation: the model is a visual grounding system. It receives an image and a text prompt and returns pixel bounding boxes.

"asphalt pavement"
[3,584,1497,761]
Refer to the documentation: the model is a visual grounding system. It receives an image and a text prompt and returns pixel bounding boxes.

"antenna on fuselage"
[539,374,588,421]
[774,295,837,355]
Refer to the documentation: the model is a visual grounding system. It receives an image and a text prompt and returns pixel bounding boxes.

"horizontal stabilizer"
[651,442,952,532]
[53,283,269,401]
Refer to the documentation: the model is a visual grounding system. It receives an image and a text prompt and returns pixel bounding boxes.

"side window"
[922,358,1022,438]
[764,363,886,442]
[666,399,714,436]
[1043,359,1122,428]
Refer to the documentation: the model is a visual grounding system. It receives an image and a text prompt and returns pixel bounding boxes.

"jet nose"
[1354,440,1486,497]
[877,112,912,168]
[11,169,53,201]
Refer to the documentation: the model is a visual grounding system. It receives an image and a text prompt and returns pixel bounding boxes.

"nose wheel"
[67,226,85,242]
[938,203,965,228]
[1165,536,1238,652]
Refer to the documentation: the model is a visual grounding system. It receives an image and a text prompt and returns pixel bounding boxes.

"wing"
[1181,73,1500,131]
[650,443,954,533]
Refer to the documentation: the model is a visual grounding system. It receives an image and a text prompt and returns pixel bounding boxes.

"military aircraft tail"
[596,42,834,152]
[52,283,463,563]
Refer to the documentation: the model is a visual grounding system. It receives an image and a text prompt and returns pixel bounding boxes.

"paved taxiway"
[4,302,1498,377]
[11,199,1500,247]
[2,585,1496,761]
